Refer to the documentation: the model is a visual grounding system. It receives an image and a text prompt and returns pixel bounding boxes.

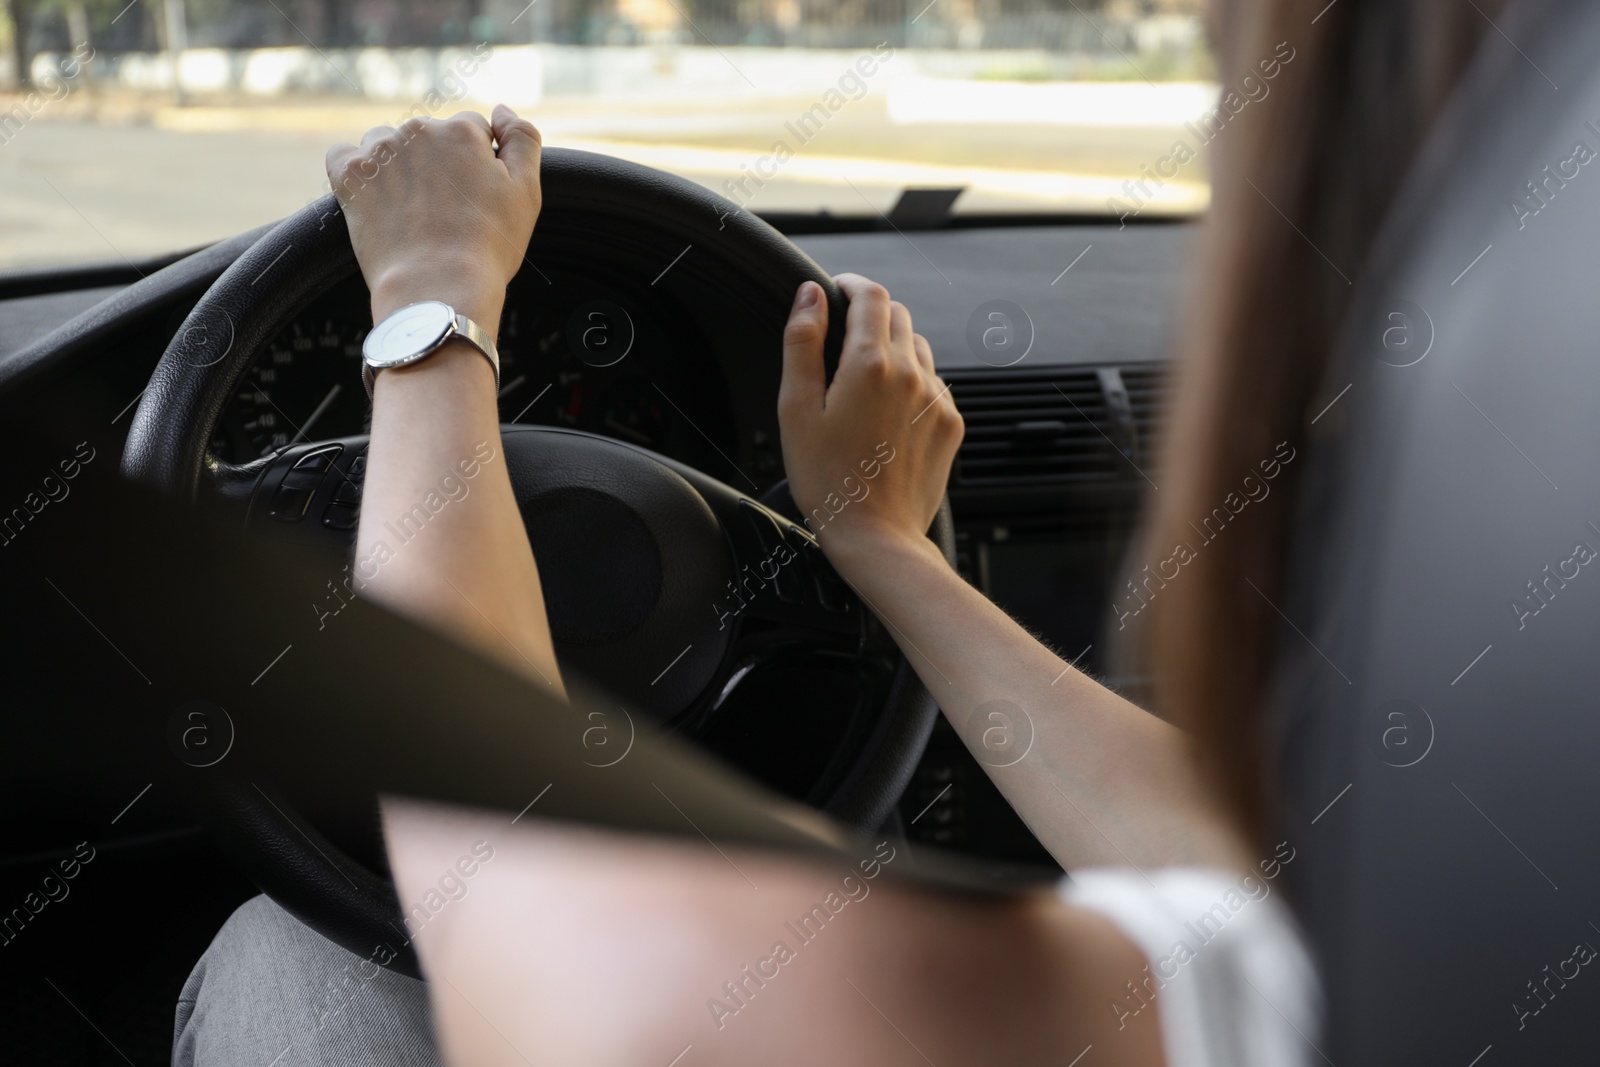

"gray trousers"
[174,895,442,1066]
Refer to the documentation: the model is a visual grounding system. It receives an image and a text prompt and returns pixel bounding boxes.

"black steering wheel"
[121,148,954,975]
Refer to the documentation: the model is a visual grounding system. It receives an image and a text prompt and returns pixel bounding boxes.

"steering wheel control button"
[322,503,360,530]
[279,445,343,491]
[740,501,805,603]
[270,485,314,521]
[291,445,342,472]
[331,477,363,505]
[966,300,1035,368]
[812,562,852,613]
[782,526,851,612]
[566,300,635,368]
[279,468,324,491]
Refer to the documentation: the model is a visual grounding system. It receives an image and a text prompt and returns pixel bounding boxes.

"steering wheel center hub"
[522,486,661,644]
[502,427,733,718]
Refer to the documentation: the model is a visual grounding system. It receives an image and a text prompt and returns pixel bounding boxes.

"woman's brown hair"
[1143,0,1507,841]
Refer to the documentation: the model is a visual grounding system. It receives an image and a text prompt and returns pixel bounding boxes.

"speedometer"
[211,317,369,463]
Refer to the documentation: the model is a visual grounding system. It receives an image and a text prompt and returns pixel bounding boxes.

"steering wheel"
[121,148,954,976]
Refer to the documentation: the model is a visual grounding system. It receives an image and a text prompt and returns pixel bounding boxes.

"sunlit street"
[1,54,1216,267]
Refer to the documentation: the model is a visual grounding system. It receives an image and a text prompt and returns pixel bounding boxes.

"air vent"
[947,366,1167,488]
[1119,366,1167,464]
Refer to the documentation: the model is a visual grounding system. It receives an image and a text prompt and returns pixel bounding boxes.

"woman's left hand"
[325,104,543,327]
[329,104,565,696]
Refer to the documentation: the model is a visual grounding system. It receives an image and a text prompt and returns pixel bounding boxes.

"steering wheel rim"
[122,148,953,976]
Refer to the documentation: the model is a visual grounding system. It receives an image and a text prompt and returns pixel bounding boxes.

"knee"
[173,895,439,1066]
[175,895,306,1059]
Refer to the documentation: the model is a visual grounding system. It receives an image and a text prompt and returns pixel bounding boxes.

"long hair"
[1142,0,1505,840]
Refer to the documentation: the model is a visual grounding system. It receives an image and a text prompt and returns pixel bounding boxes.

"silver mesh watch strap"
[361,311,501,399]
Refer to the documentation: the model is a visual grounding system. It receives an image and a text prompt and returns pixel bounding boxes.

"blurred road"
[0,92,1208,270]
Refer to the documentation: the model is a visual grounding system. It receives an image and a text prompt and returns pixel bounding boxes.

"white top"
[1061,867,1322,1067]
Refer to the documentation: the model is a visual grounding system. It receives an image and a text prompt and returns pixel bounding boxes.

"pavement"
[0,87,1209,270]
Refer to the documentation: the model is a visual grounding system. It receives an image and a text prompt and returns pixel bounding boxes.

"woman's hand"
[325,104,543,328]
[777,273,963,574]
[327,104,565,695]
[778,278,1242,876]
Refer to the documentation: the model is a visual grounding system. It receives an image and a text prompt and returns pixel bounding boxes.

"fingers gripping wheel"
[121,149,948,976]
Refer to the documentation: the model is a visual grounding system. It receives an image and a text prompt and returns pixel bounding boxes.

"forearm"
[355,284,565,697]
[828,530,1247,872]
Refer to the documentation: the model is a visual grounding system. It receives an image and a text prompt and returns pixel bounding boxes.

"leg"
[173,894,442,1067]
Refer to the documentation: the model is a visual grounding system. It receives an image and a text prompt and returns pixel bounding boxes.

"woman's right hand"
[778,277,1241,879]
[777,273,963,575]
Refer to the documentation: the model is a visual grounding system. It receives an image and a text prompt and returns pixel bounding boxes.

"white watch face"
[363,301,455,369]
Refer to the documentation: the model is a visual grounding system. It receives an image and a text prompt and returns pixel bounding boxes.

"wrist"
[369,264,506,332]
[817,521,945,582]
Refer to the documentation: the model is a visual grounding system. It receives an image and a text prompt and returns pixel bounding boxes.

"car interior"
[0,142,1182,1056]
[4,0,1600,1061]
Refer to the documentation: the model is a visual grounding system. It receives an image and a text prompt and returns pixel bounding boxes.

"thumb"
[491,104,543,193]
[778,281,828,421]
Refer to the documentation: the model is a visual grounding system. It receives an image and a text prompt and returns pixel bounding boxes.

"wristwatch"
[361,301,500,398]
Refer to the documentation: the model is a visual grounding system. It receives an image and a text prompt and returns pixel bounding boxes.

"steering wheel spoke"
[719,500,864,636]
[238,437,369,556]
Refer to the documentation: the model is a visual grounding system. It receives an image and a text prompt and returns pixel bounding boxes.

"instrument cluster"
[209,273,735,475]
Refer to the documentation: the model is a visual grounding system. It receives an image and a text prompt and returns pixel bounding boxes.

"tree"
[5,0,37,89]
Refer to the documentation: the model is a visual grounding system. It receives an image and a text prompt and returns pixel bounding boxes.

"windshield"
[0,0,1216,269]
